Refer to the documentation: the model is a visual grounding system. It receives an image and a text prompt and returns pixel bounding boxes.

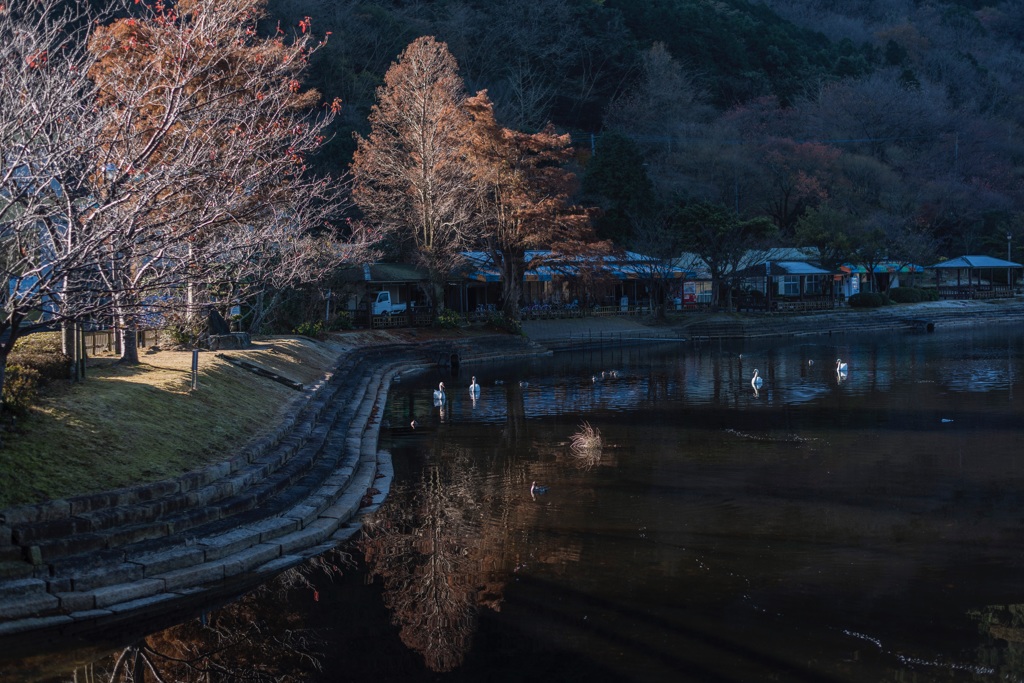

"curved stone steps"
[5,349,405,574]
[1,363,349,573]
[0,334,550,645]
[0,359,401,641]
[0,352,387,602]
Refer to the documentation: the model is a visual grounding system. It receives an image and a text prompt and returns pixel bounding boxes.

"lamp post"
[1008,233,1013,293]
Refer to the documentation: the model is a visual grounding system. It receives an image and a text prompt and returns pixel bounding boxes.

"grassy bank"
[0,335,359,510]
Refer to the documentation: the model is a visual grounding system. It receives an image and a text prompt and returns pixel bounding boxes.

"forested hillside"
[268,0,1024,263]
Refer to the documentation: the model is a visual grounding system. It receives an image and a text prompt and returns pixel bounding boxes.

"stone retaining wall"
[0,334,551,653]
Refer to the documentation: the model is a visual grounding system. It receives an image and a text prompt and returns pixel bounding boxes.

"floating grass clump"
[570,421,603,469]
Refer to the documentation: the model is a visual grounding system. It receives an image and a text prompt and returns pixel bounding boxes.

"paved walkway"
[518,299,1024,348]
[520,315,662,341]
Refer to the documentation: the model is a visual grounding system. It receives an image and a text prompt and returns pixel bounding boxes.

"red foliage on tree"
[463,90,605,319]
[86,0,344,362]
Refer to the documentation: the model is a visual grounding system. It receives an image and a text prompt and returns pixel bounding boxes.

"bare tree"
[604,43,715,194]
[0,0,121,400]
[85,0,345,362]
[351,36,477,310]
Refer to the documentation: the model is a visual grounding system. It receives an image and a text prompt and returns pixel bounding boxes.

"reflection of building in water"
[970,604,1024,678]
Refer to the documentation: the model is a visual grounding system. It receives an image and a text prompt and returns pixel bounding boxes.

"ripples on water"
[8,327,1024,683]
[374,328,1024,682]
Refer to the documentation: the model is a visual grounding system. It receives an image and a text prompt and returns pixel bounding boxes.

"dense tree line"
[269,0,1024,288]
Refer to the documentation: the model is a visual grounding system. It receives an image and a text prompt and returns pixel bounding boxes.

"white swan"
[469,376,481,396]
[433,382,446,401]
[836,359,848,376]
[751,369,763,388]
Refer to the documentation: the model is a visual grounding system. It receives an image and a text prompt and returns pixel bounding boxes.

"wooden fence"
[83,329,162,355]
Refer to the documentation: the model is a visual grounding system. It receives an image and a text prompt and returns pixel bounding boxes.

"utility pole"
[1008,233,1013,293]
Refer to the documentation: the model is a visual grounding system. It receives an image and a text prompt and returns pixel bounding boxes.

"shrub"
[486,312,522,335]
[293,320,325,338]
[887,287,922,303]
[570,421,603,470]
[848,292,891,308]
[328,311,354,331]
[165,312,205,348]
[435,309,464,329]
[887,287,938,303]
[2,365,41,414]
[9,332,70,383]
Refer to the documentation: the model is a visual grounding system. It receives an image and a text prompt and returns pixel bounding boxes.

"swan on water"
[836,359,848,376]
[470,376,481,396]
[751,369,763,388]
[433,382,446,401]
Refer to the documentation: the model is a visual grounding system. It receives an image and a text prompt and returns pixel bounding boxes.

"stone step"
[3,358,379,569]
[0,338,518,641]
[13,357,392,607]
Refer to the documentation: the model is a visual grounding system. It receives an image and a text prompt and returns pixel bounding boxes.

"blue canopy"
[927,255,1022,270]
[461,250,695,283]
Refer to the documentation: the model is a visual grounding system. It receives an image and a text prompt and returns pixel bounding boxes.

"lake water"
[6,325,1024,682]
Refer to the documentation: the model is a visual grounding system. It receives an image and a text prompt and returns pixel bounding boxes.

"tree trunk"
[431,279,445,313]
[500,267,522,320]
[61,323,80,381]
[248,289,266,334]
[117,313,140,365]
[61,322,75,357]
[0,352,7,412]
[498,250,524,320]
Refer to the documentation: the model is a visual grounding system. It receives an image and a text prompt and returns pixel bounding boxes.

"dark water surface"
[6,326,1024,682]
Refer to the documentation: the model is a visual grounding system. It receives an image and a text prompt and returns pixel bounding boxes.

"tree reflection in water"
[91,551,351,683]
[359,451,493,673]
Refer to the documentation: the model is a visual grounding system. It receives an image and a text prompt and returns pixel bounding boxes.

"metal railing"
[938,285,1014,300]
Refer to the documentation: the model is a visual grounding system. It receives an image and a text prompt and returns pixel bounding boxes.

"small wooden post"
[191,349,199,390]
[77,324,86,379]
